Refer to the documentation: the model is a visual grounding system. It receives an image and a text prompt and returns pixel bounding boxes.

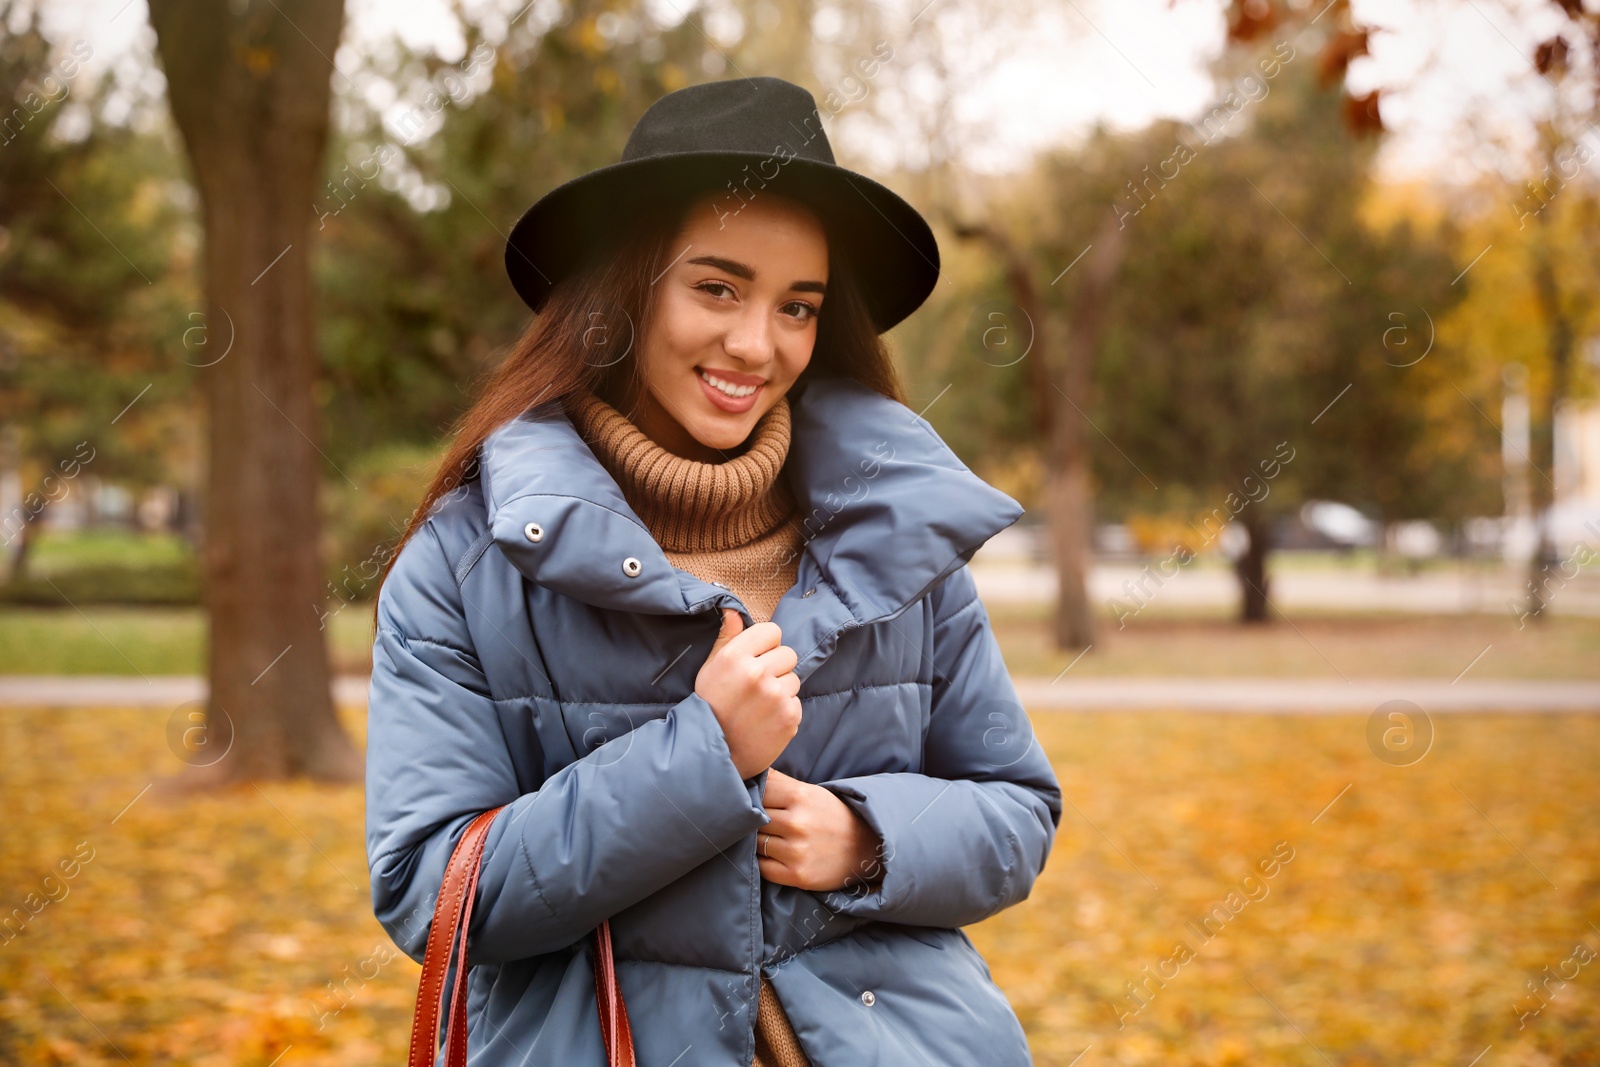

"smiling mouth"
[696,367,764,398]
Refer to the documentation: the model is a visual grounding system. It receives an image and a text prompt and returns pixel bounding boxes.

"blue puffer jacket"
[366,376,1063,1066]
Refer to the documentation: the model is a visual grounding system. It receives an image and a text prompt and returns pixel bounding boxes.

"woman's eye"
[695,282,816,323]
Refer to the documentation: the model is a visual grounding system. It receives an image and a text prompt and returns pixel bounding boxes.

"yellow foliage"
[1357,178,1451,236]
[1438,187,1600,408]
[980,450,1043,514]
[541,100,564,134]
[973,712,1600,1064]
[1123,512,1214,557]
[2,707,1596,1063]
[575,15,606,58]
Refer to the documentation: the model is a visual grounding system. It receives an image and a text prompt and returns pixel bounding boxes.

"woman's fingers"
[708,607,745,658]
[757,853,798,886]
[761,772,791,809]
[758,832,804,886]
[754,642,799,677]
[726,619,784,658]
[757,830,791,862]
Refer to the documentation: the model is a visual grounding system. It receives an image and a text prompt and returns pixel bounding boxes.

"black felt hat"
[503,75,940,334]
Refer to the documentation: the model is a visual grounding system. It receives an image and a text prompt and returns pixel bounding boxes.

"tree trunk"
[1044,439,1097,649]
[6,508,37,583]
[149,0,359,783]
[942,212,1112,651]
[1523,211,1573,625]
[1048,215,1126,650]
[1235,513,1272,623]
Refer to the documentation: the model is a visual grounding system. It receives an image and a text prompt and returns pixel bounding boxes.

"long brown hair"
[370,182,907,622]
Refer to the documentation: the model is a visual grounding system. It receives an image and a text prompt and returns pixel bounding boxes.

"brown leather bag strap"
[593,918,636,1067]
[407,805,638,1067]
[409,806,502,1067]
[441,808,498,1067]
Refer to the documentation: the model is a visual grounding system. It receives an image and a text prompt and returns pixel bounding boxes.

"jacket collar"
[478,376,1023,676]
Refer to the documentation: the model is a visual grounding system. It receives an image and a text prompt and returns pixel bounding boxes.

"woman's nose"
[721,306,777,365]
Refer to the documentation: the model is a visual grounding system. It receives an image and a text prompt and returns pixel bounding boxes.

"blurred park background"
[2,0,1599,1063]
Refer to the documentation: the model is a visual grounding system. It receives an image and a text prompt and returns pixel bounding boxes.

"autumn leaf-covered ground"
[1,705,1596,1066]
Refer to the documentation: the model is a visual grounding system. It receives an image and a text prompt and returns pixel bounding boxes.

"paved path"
[2,675,1595,712]
[970,560,1600,617]
[0,676,373,708]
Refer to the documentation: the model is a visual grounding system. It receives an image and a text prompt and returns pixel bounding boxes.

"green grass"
[18,528,196,573]
[2,530,201,607]
[0,605,378,676]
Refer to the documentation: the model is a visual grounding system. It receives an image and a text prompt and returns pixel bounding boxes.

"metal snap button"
[801,587,815,598]
[860,990,876,1006]
[523,522,543,543]
[621,557,642,578]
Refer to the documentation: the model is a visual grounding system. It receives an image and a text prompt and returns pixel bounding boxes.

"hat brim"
[503,152,940,334]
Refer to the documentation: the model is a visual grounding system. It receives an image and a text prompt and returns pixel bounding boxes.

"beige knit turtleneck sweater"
[566,390,807,626]
[566,389,813,1067]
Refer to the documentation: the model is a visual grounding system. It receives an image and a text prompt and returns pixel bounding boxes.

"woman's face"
[630,191,828,462]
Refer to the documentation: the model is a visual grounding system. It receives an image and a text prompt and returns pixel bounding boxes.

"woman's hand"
[758,767,886,893]
[695,608,802,780]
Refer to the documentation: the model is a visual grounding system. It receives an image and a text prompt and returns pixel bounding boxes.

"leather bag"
[406,805,637,1066]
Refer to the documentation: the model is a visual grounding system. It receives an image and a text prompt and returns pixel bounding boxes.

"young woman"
[366,76,1062,1066]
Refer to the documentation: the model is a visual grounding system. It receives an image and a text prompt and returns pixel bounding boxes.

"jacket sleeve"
[812,562,1062,928]
[365,519,772,966]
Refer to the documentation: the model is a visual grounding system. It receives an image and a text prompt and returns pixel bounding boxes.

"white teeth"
[698,369,759,398]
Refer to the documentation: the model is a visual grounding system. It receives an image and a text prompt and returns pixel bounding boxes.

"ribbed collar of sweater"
[565,390,798,554]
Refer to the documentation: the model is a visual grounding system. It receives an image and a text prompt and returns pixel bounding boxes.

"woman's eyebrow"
[686,254,827,295]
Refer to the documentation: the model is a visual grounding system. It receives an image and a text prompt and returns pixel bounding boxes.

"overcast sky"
[32,0,1585,185]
